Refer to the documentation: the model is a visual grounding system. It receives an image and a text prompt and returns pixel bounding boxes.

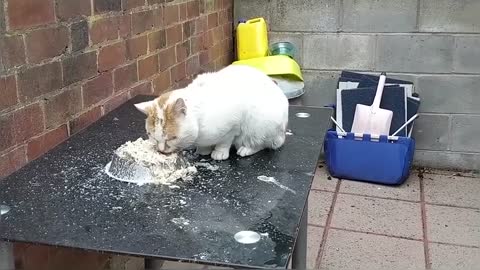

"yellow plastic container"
[232,55,304,82]
[236,18,269,60]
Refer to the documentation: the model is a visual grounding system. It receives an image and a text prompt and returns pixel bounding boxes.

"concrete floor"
[159,165,480,269]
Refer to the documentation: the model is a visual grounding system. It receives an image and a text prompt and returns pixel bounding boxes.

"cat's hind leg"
[270,132,286,150]
[236,145,263,157]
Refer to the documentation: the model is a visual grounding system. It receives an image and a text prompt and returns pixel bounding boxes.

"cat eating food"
[134,65,289,161]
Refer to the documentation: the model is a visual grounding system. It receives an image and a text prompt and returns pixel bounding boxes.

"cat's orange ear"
[173,98,186,117]
[134,100,154,115]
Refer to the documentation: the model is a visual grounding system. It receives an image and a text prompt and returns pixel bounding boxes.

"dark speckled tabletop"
[0,96,332,269]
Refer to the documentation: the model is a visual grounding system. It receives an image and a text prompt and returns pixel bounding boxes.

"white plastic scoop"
[351,72,392,135]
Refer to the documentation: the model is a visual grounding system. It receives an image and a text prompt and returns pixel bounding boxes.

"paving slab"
[311,166,338,192]
[340,175,420,201]
[308,190,334,226]
[331,194,422,239]
[307,226,324,270]
[424,173,480,209]
[320,229,425,270]
[430,243,480,270]
[426,205,480,247]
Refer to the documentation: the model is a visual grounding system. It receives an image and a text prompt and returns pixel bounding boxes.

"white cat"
[134,65,289,161]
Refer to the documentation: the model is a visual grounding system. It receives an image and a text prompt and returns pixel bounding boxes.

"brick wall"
[235,0,480,171]
[1,0,232,268]
[0,0,233,180]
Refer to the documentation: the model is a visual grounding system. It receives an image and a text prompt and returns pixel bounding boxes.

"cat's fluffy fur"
[134,65,289,160]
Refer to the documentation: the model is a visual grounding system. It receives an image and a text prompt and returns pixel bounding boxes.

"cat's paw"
[237,146,259,157]
[196,146,212,156]
[211,149,229,160]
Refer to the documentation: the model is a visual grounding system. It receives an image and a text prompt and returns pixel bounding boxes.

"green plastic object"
[270,42,296,58]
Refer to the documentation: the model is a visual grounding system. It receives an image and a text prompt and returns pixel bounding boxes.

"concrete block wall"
[235,0,480,171]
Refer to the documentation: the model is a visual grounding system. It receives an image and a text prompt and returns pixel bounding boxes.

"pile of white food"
[115,138,197,185]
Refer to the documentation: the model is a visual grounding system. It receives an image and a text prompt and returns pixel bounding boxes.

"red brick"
[69,106,103,134]
[131,10,154,35]
[223,23,232,39]
[183,20,195,40]
[126,35,148,60]
[214,0,222,10]
[82,73,114,107]
[17,62,62,102]
[148,29,166,51]
[44,87,82,129]
[130,81,152,97]
[199,0,206,14]
[0,103,44,155]
[190,35,203,54]
[218,10,229,25]
[90,17,119,44]
[153,70,171,94]
[48,247,110,270]
[199,50,210,65]
[147,0,164,4]
[98,41,127,72]
[25,26,69,63]
[174,77,192,88]
[7,0,55,30]
[176,40,190,62]
[186,55,200,76]
[13,103,45,144]
[0,114,15,152]
[0,35,26,70]
[118,14,132,38]
[0,146,27,179]
[62,51,98,86]
[103,91,130,114]
[27,125,68,161]
[21,245,52,270]
[179,3,187,21]
[171,61,186,82]
[159,46,176,71]
[138,54,159,80]
[187,1,200,19]
[166,24,182,46]
[225,6,233,21]
[0,75,18,111]
[13,243,29,269]
[122,0,144,10]
[164,4,179,25]
[212,25,223,43]
[211,42,222,59]
[204,0,215,13]
[153,6,164,27]
[71,20,89,52]
[223,0,232,8]
[94,0,121,14]
[195,16,206,34]
[56,0,91,20]
[207,13,218,28]
[114,62,138,90]
[203,30,214,49]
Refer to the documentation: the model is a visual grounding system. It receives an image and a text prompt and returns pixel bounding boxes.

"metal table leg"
[0,241,14,270]
[292,201,307,269]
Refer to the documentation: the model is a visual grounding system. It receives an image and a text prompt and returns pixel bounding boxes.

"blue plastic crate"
[324,130,415,185]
